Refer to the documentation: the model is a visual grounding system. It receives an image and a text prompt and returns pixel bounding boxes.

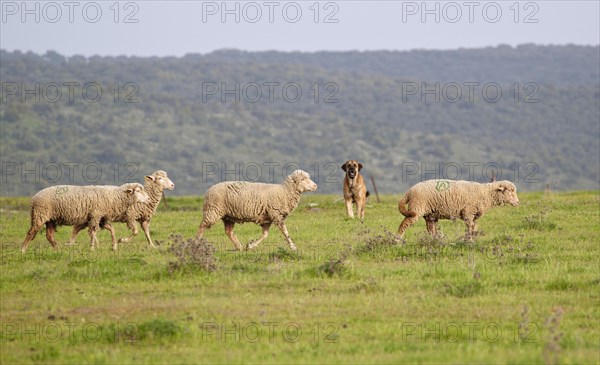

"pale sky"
[1,1,599,56]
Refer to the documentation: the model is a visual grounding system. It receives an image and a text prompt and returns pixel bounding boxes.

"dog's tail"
[398,196,416,217]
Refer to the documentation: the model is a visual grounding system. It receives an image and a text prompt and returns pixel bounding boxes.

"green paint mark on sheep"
[55,186,69,195]
[435,180,451,192]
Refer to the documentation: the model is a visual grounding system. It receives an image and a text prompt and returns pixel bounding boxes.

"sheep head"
[145,170,175,191]
[492,181,519,206]
[122,183,150,204]
[287,170,318,193]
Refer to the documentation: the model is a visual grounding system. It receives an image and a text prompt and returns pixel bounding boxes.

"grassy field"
[0,191,598,364]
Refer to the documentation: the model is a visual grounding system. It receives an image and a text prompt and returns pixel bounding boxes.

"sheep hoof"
[118,238,129,243]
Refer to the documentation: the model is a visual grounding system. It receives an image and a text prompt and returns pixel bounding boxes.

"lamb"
[21,183,149,253]
[397,179,519,240]
[67,170,174,249]
[196,170,318,251]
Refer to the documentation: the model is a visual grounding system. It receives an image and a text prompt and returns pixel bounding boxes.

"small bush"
[442,280,483,298]
[350,277,384,294]
[482,235,539,265]
[523,210,557,231]
[414,232,455,262]
[92,323,139,344]
[318,258,347,278]
[136,319,181,341]
[167,234,217,273]
[543,307,565,365]
[269,247,302,262]
[230,263,261,273]
[512,252,539,264]
[361,229,402,253]
[317,246,352,278]
[30,346,59,363]
[545,279,577,291]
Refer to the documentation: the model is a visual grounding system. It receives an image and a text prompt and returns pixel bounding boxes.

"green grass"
[1,192,599,364]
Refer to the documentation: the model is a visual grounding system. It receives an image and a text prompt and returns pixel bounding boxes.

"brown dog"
[342,160,370,220]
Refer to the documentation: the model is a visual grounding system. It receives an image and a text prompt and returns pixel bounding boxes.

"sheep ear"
[126,188,134,194]
[496,185,506,192]
[358,163,363,170]
[145,175,155,182]
[341,163,347,172]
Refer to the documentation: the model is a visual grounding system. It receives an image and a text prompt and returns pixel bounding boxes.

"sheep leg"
[397,216,418,239]
[345,200,355,218]
[276,221,297,251]
[87,217,101,251]
[196,219,213,239]
[471,212,483,237]
[118,218,139,243]
[21,222,43,253]
[223,221,244,251]
[424,217,441,238]
[247,223,271,250]
[100,222,118,251]
[67,224,86,245]
[425,217,437,237]
[45,221,59,249]
[88,227,97,251]
[463,217,476,241]
[141,220,157,248]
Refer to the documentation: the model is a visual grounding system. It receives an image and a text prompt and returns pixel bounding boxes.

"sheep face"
[145,170,175,190]
[124,183,150,204]
[493,181,519,206]
[289,170,318,193]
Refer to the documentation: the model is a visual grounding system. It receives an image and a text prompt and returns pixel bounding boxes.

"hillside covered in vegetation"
[1,45,598,195]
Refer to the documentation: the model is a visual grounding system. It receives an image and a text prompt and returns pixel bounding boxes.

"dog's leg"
[345,199,354,218]
[358,198,365,221]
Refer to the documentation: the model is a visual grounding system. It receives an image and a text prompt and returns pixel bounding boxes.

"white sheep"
[397,179,520,240]
[67,170,174,249]
[196,170,318,251]
[21,183,149,252]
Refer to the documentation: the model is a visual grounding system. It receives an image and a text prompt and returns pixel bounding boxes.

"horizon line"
[2,42,599,59]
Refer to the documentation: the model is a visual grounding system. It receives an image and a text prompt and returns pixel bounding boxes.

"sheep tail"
[398,196,416,217]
